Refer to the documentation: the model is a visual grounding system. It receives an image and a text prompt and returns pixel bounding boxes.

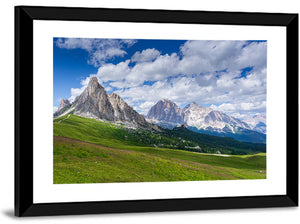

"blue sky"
[53,38,186,106]
[53,38,267,120]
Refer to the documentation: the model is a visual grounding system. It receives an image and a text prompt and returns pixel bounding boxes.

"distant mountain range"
[146,99,266,143]
[54,78,266,143]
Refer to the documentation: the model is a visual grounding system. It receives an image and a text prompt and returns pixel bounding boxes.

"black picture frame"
[15,6,298,217]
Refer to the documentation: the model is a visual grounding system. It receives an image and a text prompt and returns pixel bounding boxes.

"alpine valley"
[53,77,266,184]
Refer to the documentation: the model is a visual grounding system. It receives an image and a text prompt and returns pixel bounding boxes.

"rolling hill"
[53,114,266,184]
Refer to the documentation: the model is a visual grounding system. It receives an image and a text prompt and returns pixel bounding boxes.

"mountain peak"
[147,98,184,125]
[161,98,173,103]
[159,99,179,108]
[58,99,70,111]
[73,77,114,120]
[88,77,99,86]
[191,102,201,107]
[64,77,151,128]
[108,93,150,128]
[86,77,106,98]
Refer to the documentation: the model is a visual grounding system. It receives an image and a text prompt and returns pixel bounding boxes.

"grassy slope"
[53,115,266,184]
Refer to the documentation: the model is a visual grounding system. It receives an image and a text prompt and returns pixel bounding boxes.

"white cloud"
[68,86,87,102]
[56,38,94,51]
[131,48,160,63]
[95,53,181,88]
[179,40,267,73]
[236,41,267,71]
[179,40,246,74]
[88,48,127,66]
[216,72,239,88]
[80,76,91,86]
[53,106,58,114]
[97,60,131,82]
[132,101,157,115]
[115,75,222,114]
[90,40,267,89]
[64,40,267,117]
[211,101,266,113]
[114,67,266,116]
[127,53,180,85]
[55,38,137,66]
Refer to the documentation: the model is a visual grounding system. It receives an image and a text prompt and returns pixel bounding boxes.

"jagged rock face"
[183,102,250,131]
[73,77,115,120]
[58,99,70,111]
[71,77,151,128]
[147,99,251,133]
[147,99,184,124]
[108,93,149,127]
[183,102,212,128]
[54,99,72,118]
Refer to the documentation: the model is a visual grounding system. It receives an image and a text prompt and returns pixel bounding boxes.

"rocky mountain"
[108,93,149,128]
[73,77,115,120]
[58,99,70,111]
[146,100,250,132]
[54,77,151,129]
[146,99,266,143]
[146,99,184,128]
[243,114,266,134]
[183,102,251,132]
[54,99,73,118]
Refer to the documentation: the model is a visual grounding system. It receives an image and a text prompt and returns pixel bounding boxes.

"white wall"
[1,0,299,223]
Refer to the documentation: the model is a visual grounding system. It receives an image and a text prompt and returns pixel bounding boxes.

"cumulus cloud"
[64,40,267,117]
[55,38,137,66]
[179,40,267,73]
[97,60,131,82]
[131,48,160,63]
[95,53,181,88]
[211,101,266,113]
[112,66,266,115]
[91,40,267,88]
[56,38,95,51]
[114,75,223,115]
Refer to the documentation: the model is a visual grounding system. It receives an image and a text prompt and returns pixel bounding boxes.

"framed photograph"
[15,6,298,216]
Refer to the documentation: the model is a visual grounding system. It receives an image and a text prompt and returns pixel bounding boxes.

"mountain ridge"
[146,99,266,143]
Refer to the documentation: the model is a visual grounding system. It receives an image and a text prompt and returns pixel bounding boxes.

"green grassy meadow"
[53,115,266,184]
